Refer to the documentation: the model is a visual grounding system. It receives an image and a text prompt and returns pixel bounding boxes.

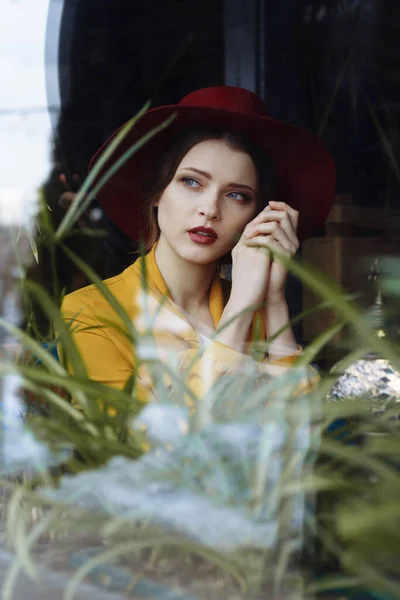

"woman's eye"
[182,177,200,188]
[228,191,250,202]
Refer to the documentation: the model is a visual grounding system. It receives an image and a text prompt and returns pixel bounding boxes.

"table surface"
[0,548,123,600]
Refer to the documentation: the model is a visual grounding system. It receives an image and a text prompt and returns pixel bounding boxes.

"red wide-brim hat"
[89,86,336,242]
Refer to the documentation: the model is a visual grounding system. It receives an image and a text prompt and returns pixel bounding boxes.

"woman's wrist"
[265,297,298,358]
[265,291,286,307]
[215,301,254,353]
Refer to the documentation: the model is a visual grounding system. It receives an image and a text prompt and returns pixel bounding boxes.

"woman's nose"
[198,194,220,220]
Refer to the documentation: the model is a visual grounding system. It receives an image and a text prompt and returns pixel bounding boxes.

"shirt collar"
[127,243,225,327]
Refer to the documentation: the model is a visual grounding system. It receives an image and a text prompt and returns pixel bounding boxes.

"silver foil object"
[328,356,400,414]
[328,259,400,414]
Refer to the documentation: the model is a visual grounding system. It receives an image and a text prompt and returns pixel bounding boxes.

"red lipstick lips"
[188,226,218,245]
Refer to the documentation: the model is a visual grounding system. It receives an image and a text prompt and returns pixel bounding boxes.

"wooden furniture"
[301,195,400,342]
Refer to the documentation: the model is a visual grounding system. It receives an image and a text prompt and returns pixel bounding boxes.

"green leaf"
[274,250,400,372]
[56,108,176,239]
[60,244,136,334]
[22,280,86,379]
[55,102,149,240]
[0,319,66,375]
[296,320,345,366]
[336,500,400,540]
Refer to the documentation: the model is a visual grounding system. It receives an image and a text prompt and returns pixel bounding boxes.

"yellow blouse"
[60,243,302,403]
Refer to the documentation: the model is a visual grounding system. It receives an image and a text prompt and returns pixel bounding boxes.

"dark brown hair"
[142,129,276,251]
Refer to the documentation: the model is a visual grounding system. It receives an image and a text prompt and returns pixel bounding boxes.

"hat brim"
[89,104,336,242]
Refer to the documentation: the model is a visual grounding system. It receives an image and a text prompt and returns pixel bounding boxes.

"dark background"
[53,0,400,209]
[39,0,400,340]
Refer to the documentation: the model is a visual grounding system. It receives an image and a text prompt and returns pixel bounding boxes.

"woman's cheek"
[226,228,243,249]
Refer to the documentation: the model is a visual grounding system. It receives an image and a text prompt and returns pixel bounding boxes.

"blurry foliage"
[1,171,400,598]
[1,3,400,597]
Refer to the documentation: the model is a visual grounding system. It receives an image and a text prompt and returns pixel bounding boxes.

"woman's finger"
[268,200,299,228]
[240,219,259,242]
[244,235,291,258]
[250,222,298,254]
[255,202,299,231]
[270,227,298,255]
[254,210,290,224]
[245,221,276,238]
[247,231,295,257]
[252,212,299,247]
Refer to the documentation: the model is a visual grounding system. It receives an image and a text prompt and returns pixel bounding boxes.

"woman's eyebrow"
[179,166,211,178]
[178,167,255,193]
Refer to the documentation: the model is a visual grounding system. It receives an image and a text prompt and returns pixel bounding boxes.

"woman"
[60,86,335,402]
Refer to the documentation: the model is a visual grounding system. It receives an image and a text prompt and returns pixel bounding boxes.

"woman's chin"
[178,240,224,265]
[185,250,220,265]
[161,234,230,265]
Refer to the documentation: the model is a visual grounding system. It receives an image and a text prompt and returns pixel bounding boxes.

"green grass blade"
[85,113,177,223]
[275,251,400,371]
[3,511,57,600]
[60,244,136,334]
[319,437,400,486]
[296,320,345,366]
[64,535,245,600]
[21,380,84,422]
[0,318,67,375]
[55,101,150,239]
[0,362,140,417]
[22,280,86,378]
[56,110,176,239]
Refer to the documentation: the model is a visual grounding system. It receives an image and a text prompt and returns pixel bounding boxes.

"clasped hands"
[233,201,300,312]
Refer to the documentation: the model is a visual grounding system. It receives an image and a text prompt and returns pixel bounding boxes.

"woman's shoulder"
[61,261,140,315]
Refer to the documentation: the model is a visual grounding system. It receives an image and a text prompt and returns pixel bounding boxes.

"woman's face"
[155,139,258,264]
